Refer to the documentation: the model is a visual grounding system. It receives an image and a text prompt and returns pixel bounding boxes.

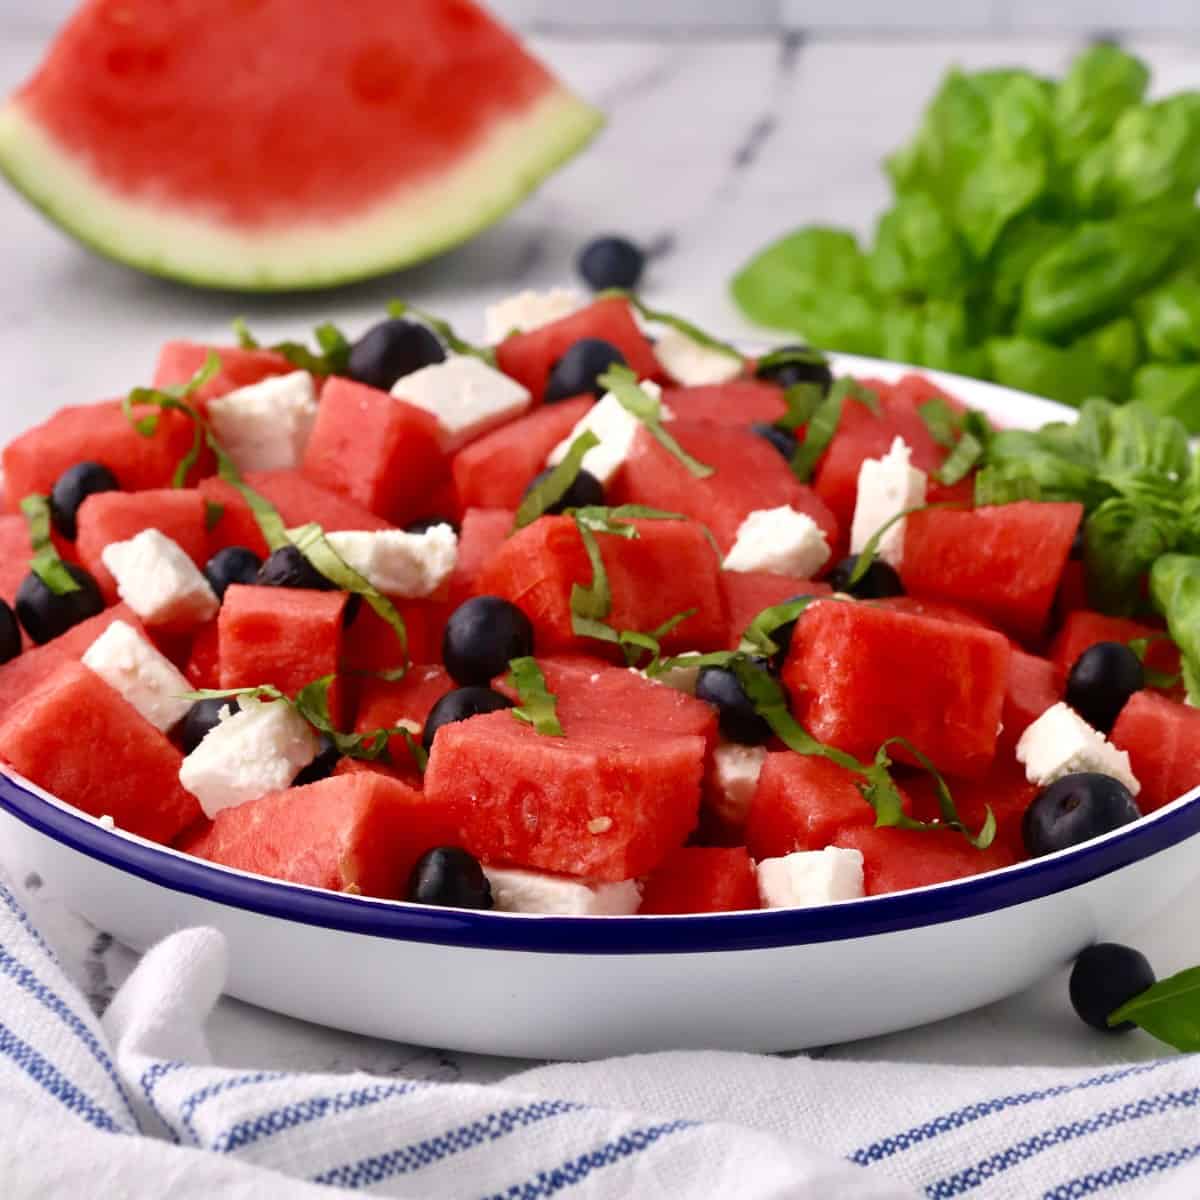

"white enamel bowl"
[2,353,1198,1061]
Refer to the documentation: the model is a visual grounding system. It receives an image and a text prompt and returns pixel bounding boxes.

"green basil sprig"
[1107,966,1200,1049]
[512,431,600,532]
[233,317,352,377]
[599,365,715,479]
[20,494,80,596]
[507,657,564,737]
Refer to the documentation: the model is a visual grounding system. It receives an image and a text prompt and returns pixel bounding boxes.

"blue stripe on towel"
[139,1059,187,1142]
[1043,1138,1200,1198]
[177,1070,290,1144]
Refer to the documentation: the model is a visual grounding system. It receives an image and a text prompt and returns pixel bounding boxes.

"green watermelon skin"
[1112,691,1200,814]
[639,846,760,914]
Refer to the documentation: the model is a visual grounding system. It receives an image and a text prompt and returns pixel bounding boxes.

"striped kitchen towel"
[1,867,1197,1200]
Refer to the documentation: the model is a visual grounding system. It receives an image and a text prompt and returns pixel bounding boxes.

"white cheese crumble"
[101,529,219,629]
[484,288,582,343]
[179,698,320,819]
[723,506,831,578]
[756,848,865,909]
[710,742,768,827]
[546,381,674,485]
[483,867,641,916]
[81,619,193,733]
[653,326,744,387]
[206,370,318,474]
[849,437,928,568]
[392,354,531,452]
[324,525,458,598]
[1016,702,1141,795]
[98,814,116,831]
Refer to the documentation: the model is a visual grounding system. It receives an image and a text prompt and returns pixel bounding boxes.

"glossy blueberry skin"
[695,657,774,745]
[406,846,494,909]
[256,546,361,625]
[292,734,339,787]
[1022,772,1142,859]
[422,686,515,752]
[442,595,535,687]
[521,467,605,515]
[406,516,460,537]
[49,461,120,541]
[826,555,905,600]
[1069,942,1156,1033]
[15,565,104,645]
[544,338,627,404]
[204,546,263,602]
[179,698,232,756]
[754,346,834,394]
[347,318,445,391]
[577,235,645,292]
[1066,642,1144,734]
[0,600,20,666]
[751,422,798,462]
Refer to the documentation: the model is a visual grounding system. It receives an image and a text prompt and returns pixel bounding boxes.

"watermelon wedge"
[0,0,602,290]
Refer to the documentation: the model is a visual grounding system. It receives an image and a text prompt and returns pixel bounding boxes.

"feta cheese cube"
[483,866,641,916]
[81,619,193,733]
[206,371,318,474]
[546,381,673,485]
[485,288,582,343]
[392,354,531,452]
[849,437,928,568]
[179,698,319,819]
[710,742,768,827]
[723,506,831,578]
[1016,702,1141,795]
[653,326,744,387]
[324,525,458,598]
[101,529,219,629]
[756,847,865,909]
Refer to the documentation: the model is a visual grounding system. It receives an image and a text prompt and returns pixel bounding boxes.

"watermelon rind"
[0,88,602,292]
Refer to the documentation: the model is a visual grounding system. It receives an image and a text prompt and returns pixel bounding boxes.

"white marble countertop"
[4,28,1200,1083]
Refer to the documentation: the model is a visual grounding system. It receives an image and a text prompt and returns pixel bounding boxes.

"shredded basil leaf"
[776,382,826,433]
[937,430,984,486]
[180,685,286,704]
[512,431,601,531]
[973,465,1043,506]
[20,494,81,596]
[386,300,495,365]
[602,289,743,361]
[789,380,849,483]
[125,350,221,487]
[918,398,961,449]
[847,503,953,587]
[1107,965,1200,1050]
[231,318,351,376]
[204,501,225,532]
[232,317,259,349]
[507,657,565,737]
[741,597,819,658]
[618,609,698,669]
[599,365,715,479]
[647,649,739,678]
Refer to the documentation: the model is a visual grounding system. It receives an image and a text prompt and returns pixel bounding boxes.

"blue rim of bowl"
[3,769,1199,955]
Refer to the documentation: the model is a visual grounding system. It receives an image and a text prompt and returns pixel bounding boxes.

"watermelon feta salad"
[1,292,1196,917]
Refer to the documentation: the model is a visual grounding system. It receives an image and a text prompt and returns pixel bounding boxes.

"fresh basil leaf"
[882,736,995,848]
[294,676,387,759]
[847,504,944,586]
[790,378,853,482]
[512,431,601,531]
[973,465,1042,507]
[233,319,352,376]
[918,398,962,449]
[599,365,715,479]
[507,657,565,737]
[1086,499,1179,616]
[1150,554,1200,704]
[570,518,616,633]
[394,728,430,773]
[1053,43,1149,169]
[124,352,222,487]
[180,685,286,704]
[1133,363,1200,434]
[776,382,826,433]
[648,650,739,679]
[232,317,259,349]
[937,430,984,486]
[741,597,818,658]
[1107,965,1200,1050]
[606,290,743,362]
[868,192,973,298]
[386,300,495,365]
[618,609,699,670]
[204,501,225,532]
[19,494,81,596]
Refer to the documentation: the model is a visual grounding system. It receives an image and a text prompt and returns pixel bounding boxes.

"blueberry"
[1069,942,1156,1033]
[257,546,361,624]
[442,596,534,687]
[522,466,605,515]
[406,516,460,537]
[50,461,120,541]
[15,565,104,645]
[179,698,232,755]
[544,338,627,404]
[578,235,645,292]
[1066,642,1144,734]
[406,846,493,909]
[826,555,905,600]
[204,546,263,602]
[754,346,834,394]
[0,600,19,666]
[696,657,773,745]
[423,686,514,752]
[1022,773,1141,858]
[292,734,339,786]
[347,318,445,391]
[751,422,798,462]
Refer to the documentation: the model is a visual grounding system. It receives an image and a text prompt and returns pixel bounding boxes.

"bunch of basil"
[732,45,1200,427]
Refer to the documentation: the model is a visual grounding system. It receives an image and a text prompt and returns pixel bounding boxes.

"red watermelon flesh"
[1050,611,1179,682]
[425,710,703,881]
[449,508,514,604]
[873,595,1001,632]
[745,753,884,861]
[662,382,788,428]
[1111,691,1200,814]
[76,488,208,602]
[181,771,461,899]
[832,825,1018,896]
[639,846,760,914]
[480,515,727,655]
[184,618,220,690]
[452,396,592,511]
[1000,650,1062,753]
[783,600,1010,779]
[612,421,839,553]
[495,298,660,402]
[902,502,1083,641]
[355,665,453,764]
[0,661,200,844]
[3,400,204,511]
[341,597,438,679]
[0,515,34,616]
[719,571,833,650]
[153,342,295,406]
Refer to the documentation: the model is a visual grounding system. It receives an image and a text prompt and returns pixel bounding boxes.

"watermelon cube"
[902,501,1083,640]
[1000,650,1062,754]
[0,661,201,844]
[480,515,727,655]
[1049,610,1179,681]
[662,381,788,427]
[181,770,461,899]
[355,665,453,764]
[152,341,294,406]
[639,846,760,914]
[184,618,221,689]
[0,515,34,612]
[783,600,1010,778]
[495,297,660,403]
[1111,691,1200,814]
[448,508,513,605]
[341,597,438,679]
[874,595,1000,632]
[425,710,704,880]
[452,396,592,511]
[301,378,447,526]
[77,489,209,602]
[719,571,832,650]
[832,825,1018,895]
